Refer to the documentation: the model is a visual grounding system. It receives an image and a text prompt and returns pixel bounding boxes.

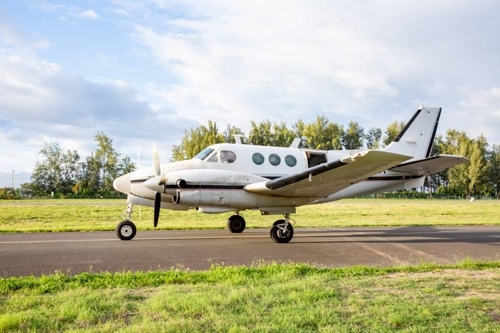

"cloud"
[449,87,500,141]
[0,49,190,172]
[30,3,100,21]
[126,1,500,131]
[78,9,99,20]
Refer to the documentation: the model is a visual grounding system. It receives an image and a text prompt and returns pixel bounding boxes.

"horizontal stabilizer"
[390,154,468,176]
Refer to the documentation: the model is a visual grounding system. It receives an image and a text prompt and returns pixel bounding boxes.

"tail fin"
[384,106,441,161]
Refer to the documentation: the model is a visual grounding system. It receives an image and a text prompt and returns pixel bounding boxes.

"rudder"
[384,106,441,160]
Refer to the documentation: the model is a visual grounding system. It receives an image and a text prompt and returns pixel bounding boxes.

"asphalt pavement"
[1,226,500,277]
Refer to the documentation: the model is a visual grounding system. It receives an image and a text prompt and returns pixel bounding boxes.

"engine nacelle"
[161,169,266,208]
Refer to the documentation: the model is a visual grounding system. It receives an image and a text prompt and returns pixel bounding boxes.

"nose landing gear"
[116,202,137,241]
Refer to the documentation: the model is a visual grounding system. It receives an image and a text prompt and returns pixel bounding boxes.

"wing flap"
[245,150,411,198]
[390,154,468,175]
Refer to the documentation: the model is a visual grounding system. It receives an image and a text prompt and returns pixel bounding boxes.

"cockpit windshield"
[194,147,215,161]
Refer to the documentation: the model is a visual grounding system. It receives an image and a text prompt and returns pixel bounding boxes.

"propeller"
[152,147,162,228]
[154,192,161,228]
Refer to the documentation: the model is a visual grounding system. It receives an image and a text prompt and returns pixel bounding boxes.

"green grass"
[0,199,499,233]
[1,260,500,332]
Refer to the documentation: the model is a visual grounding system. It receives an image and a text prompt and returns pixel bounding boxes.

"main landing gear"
[270,214,294,243]
[227,214,246,233]
[226,213,294,243]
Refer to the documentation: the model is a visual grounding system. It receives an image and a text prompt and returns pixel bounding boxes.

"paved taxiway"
[1,226,500,277]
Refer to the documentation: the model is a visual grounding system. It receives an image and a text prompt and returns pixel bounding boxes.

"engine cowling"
[161,169,265,207]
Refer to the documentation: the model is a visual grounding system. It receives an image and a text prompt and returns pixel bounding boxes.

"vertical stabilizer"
[384,106,441,160]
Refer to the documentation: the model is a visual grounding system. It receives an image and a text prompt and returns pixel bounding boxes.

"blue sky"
[1,0,500,187]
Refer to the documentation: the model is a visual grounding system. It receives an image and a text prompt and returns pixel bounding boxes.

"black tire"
[116,220,137,241]
[270,219,294,243]
[227,215,246,233]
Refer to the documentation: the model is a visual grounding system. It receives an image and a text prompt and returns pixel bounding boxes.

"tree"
[94,132,121,192]
[30,142,81,196]
[438,130,489,198]
[300,115,343,150]
[383,120,405,146]
[222,125,245,143]
[365,127,382,149]
[73,152,102,196]
[172,121,226,161]
[248,120,295,147]
[486,144,500,198]
[342,121,364,150]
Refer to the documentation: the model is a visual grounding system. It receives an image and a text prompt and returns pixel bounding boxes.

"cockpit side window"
[220,150,236,163]
[207,152,218,162]
[194,148,215,161]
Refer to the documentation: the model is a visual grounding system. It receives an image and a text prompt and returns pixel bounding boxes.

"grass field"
[1,260,500,332]
[0,198,499,233]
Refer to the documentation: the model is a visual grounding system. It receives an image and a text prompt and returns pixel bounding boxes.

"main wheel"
[270,219,294,243]
[116,220,137,241]
[227,215,246,233]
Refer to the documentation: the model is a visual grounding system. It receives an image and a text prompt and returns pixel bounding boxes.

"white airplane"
[113,106,467,243]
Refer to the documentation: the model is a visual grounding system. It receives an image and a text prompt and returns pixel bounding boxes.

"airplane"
[112,106,468,243]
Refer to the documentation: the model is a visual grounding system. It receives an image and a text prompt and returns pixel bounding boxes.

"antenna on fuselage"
[233,134,244,144]
[290,138,301,148]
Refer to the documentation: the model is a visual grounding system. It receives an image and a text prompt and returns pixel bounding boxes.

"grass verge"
[1,199,499,233]
[1,260,500,332]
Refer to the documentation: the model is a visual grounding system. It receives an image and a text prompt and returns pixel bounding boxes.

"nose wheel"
[116,203,137,240]
[116,220,137,240]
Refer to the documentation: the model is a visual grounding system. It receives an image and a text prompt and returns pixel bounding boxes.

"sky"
[1,0,500,187]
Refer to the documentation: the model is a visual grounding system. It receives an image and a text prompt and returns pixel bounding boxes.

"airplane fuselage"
[114,143,423,215]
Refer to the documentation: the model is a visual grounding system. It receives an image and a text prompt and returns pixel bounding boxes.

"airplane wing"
[389,154,469,176]
[244,150,411,198]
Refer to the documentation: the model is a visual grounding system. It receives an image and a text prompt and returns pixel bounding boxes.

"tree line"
[2,116,499,199]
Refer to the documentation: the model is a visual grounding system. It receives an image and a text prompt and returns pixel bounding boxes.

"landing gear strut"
[116,202,137,241]
[227,214,246,233]
[270,214,294,243]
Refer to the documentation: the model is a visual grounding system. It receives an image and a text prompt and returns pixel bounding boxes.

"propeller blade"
[152,147,161,177]
[154,192,161,228]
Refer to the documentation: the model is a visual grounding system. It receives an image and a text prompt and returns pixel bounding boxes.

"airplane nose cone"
[113,174,131,194]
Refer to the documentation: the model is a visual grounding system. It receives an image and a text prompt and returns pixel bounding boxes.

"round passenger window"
[252,153,264,165]
[285,155,297,167]
[269,154,281,166]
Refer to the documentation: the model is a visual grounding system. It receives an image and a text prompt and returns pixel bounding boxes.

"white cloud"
[127,1,500,130]
[78,9,99,20]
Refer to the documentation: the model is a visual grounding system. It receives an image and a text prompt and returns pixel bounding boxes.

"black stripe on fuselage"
[165,184,245,190]
[131,174,421,191]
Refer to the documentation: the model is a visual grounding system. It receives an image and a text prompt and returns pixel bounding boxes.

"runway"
[1,226,500,277]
